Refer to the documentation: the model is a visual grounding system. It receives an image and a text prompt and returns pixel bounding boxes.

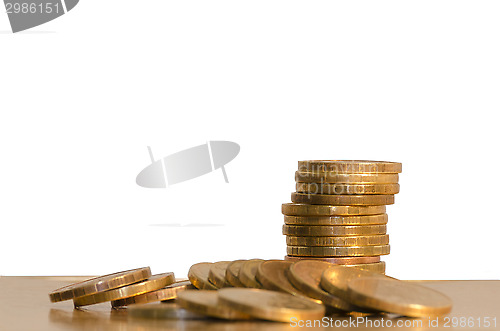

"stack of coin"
[282,160,402,272]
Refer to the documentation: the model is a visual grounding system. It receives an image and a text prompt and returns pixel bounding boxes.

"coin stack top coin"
[283,160,402,272]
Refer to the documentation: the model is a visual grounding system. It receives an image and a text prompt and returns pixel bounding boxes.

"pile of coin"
[48,267,195,308]
[180,259,452,320]
[282,160,402,273]
[48,260,452,321]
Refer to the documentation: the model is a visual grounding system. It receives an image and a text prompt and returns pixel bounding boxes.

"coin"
[188,262,218,290]
[73,273,176,307]
[287,260,358,312]
[295,172,399,184]
[218,288,325,322]
[291,193,395,206]
[225,260,246,287]
[49,267,152,303]
[320,266,390,301]
[284,255,381,265]
[111,280,195,307]
[239,259,264,288]
[286,235,389,247]
[128,302,206,320]
[283,224,387,237]
[340,261,386,274]
[284,214,388,226]
[287,245,390,257]
[298,160,402,174]
[208,261,232,288]
[347,277,453,317]
[296,183,400,195]
[282,203,386,216]
[177,290,252,320]
[255,260,310,299]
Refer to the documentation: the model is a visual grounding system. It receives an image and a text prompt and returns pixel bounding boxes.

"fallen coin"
[347,277,452,317]
[177,290,252,320]
[49,267,152,303]
[188,262,218,290]
[208,261,232,288]
[218,288,325,322]
[111,280,195,307]
[73,273,176,307]
[239,259,264,288]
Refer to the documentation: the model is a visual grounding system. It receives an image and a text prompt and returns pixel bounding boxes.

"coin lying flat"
[292,193,395,206]
[188,263,218,290]
[283,224,387,237]
[111,280,195,307]
[286,235,389,247]
[295,172,399,184]
[73,273,176,307]
[298,160,402,174]
[347,277,453,317]
[208,261,232,288]
[287,245,390,257]
[49,267,152,303]
[340,262,386,274]
[287,260,358,312]
[284,255,381,265]
[239,259,264,288]
[296,183,400,195]
[284,214,388,226]
[177,290,252,320]
[255,260,309,299]
[320,266,390,302]
[225,260,246,287]
[282,203,386,216]
[128,302,206,320]
[218,288,325,322]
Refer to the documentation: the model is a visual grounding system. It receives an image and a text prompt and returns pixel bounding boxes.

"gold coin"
[298,160,402,174]
[284,214,388,226]
[188,262,218,290]
[286,235,389,247]
[283,224,386,237]
[225,260,246,287]
[292,193,395,206]
[320,266,391,302]
[111,280,195,307]
[218,288,325,322]
[255,260,311,299]
[340,261,386,274]
[287,245,390,257]
[347,277,453,317]
[49,267,152,302]
[284,255,381,265]
[282,203,386,216]
[287,260,358,312]
[177,290,252,320]
[296,183,400,195]
[128,302,205,320]
[296,172,399,184]
[239,259,264,288]
[73,273,176,307]
[208,261,232,288]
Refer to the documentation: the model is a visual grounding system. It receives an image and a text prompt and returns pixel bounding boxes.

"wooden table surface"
[0,277,498,331]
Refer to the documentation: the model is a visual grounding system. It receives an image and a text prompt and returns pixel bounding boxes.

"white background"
[0,1,499,280]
